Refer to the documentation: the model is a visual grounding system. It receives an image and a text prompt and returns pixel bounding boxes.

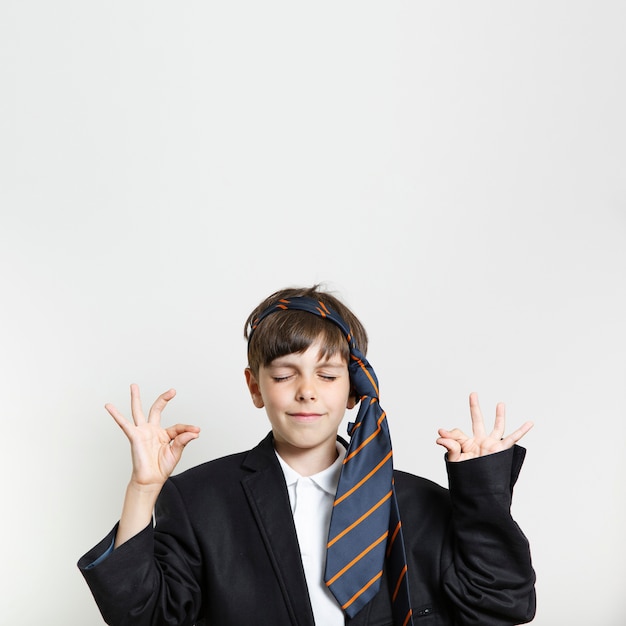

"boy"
[78,285,536,625]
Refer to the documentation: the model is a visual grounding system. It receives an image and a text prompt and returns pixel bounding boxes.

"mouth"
[288,412,324,423]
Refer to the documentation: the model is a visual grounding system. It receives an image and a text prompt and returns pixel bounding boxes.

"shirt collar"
[275,441,346,496]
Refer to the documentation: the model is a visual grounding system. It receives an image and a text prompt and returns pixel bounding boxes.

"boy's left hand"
[437,392,533,462]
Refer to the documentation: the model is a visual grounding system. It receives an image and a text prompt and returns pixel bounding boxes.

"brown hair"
[244,285,368,375]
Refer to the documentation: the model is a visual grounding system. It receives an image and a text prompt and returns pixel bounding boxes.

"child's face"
[245,338,355,465]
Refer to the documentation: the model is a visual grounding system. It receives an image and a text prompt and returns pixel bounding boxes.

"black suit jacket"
[78,433,536,625]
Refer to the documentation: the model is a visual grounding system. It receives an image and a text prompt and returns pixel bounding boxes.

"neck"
[274,440,339,476]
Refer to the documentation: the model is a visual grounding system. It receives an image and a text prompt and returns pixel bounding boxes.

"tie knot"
[349,351,380,400]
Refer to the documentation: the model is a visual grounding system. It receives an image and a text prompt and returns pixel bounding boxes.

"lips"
[289,413,323,422]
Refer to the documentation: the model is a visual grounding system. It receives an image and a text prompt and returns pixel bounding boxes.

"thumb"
[170,430,200,459]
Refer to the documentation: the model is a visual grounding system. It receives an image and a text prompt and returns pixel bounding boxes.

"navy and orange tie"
[250,297,414,625]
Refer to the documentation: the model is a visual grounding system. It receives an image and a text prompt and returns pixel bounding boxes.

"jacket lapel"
[241,433,316,626]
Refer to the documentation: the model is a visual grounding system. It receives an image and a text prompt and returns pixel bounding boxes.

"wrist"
[116,482,161,548]
[126,480,163,503]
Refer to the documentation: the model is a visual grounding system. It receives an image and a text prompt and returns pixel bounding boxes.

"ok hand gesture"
[436,392,533,462]
[106,384,201,489]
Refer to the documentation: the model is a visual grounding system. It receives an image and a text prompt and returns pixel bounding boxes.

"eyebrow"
[268,358,346,370]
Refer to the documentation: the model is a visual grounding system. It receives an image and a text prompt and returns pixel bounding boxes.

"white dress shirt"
[276,443,346,626]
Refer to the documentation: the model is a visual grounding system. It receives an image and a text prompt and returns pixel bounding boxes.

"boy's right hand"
[105,383,201,491]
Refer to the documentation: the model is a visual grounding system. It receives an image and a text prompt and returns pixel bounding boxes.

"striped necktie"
[250,297,414,625]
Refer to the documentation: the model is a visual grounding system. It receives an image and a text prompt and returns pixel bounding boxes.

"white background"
[2,2,625,624]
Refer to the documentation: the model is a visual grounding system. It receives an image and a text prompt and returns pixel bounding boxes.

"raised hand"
[436,392,533,462]
[106,383,201,489]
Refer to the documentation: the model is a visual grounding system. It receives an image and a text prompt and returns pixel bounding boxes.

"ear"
[244,368,265,408]
[346,394,358,410]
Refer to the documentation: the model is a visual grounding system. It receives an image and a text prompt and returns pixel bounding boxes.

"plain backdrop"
[2,2,625,624]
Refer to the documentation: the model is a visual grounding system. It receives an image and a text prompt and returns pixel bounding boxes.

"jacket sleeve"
[77,479,204,626]
[441,446,536,625]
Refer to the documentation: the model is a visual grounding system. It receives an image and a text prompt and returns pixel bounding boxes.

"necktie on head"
[249,297,414,625]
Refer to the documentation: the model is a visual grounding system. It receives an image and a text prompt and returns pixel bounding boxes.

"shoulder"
[393,469,451,515]
[393,468,448,497]
[170,450,251,489]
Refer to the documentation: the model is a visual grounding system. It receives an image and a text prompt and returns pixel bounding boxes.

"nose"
[296,375,316,401]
